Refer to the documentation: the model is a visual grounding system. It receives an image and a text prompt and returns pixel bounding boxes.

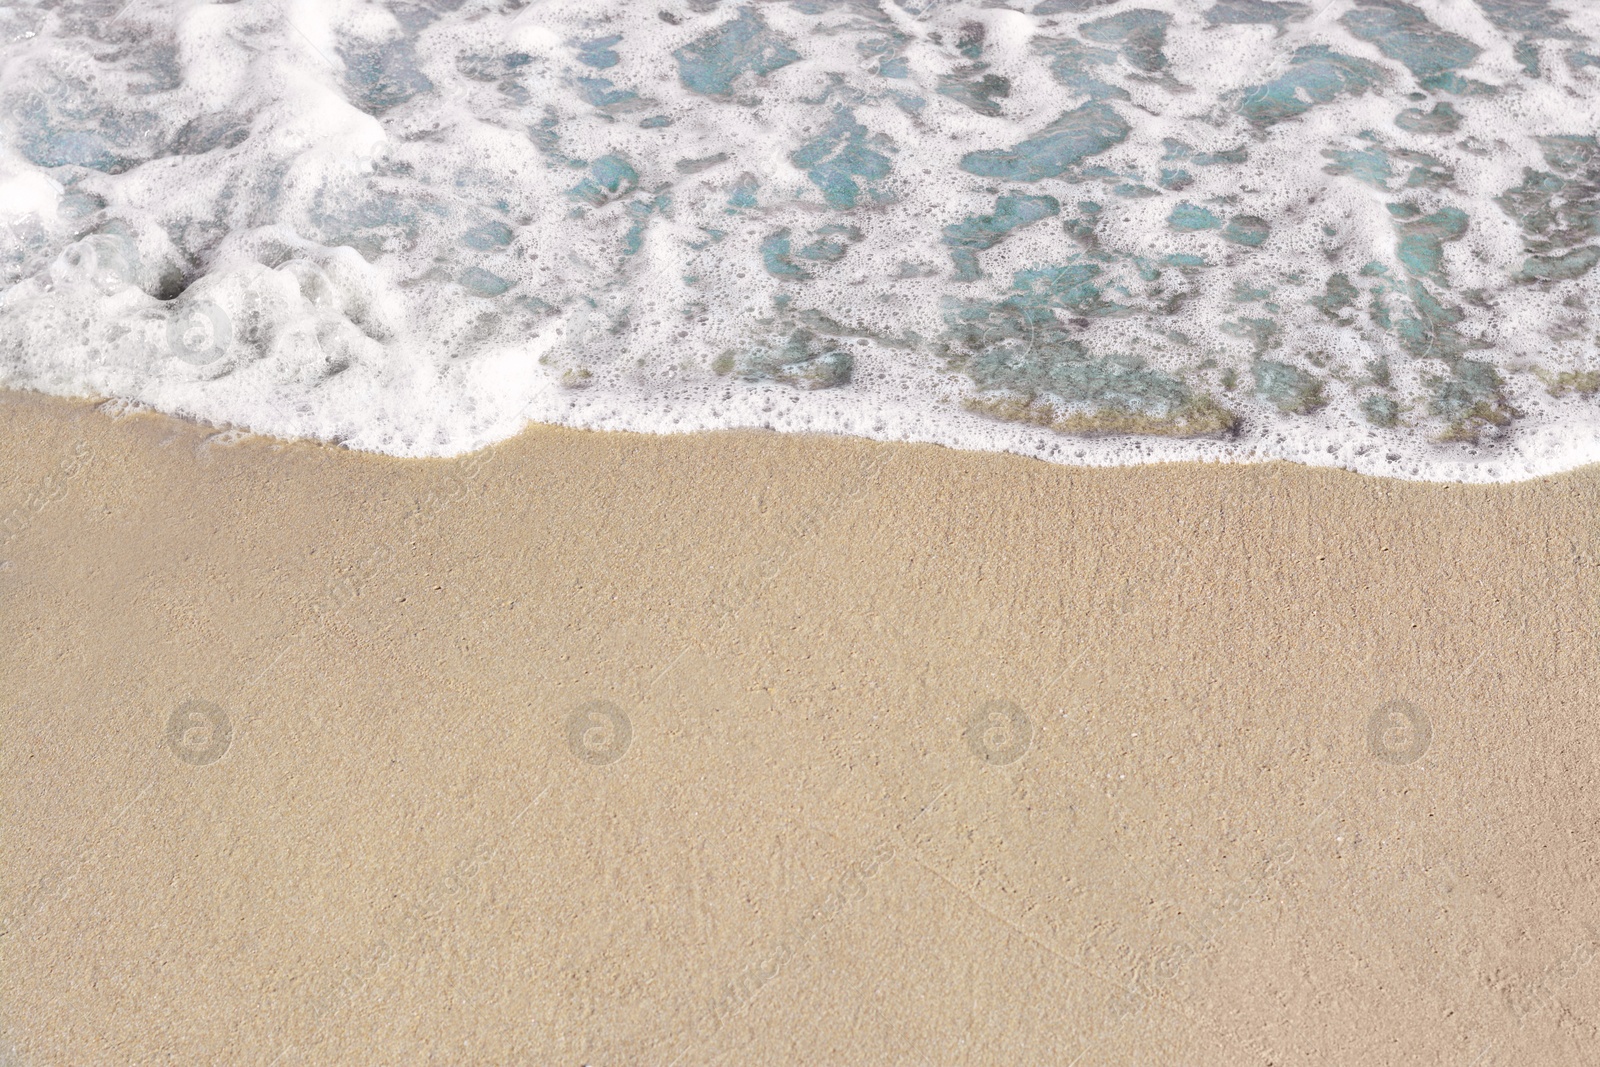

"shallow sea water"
[0,0,1597,480]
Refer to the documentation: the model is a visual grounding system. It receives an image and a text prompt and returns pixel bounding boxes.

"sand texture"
[3,392,1599,1065]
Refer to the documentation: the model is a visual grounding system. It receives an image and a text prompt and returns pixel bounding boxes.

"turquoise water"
[0,0,1597,479]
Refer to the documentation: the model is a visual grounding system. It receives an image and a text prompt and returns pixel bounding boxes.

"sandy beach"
[2,389,1598,1065]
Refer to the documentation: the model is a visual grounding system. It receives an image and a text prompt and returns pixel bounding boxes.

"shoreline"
[8,384,1600,484]
[4,389,1599,1065]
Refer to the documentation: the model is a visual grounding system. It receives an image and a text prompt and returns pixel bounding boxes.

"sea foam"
[1,0,1597,481]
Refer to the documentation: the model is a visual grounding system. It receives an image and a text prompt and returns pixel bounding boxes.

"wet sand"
[2,390,1598,1065]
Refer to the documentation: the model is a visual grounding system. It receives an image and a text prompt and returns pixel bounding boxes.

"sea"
[1,0,1597,481]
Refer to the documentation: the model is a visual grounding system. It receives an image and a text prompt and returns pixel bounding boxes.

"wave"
[1,0,1597,480]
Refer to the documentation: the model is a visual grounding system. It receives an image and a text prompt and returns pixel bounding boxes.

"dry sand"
[2,390,1598,1065]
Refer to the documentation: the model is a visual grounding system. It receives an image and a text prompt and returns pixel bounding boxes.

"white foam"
[0,0,1596,481]
[0,152,59,220]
